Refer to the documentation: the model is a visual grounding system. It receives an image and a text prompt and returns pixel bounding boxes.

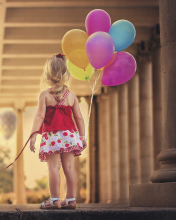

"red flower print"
[53,130,58,134]
[63,132,68,136]
[48,150,53,154]
[43,133,48,140]
[77,143,80,146]
[41,142,46,147]
[70,130,74,133]
[41,150,44,153]
[65,143,70,147]
[60,147,64,150]
[70,135,74,138]
[51,141,55,146]
[57,139,61,143]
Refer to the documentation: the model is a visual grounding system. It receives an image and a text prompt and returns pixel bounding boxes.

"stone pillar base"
[130,182,176,207]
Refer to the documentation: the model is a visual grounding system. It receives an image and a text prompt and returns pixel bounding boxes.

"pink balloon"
[85,9,111,36]
[101,52,137,86]
[86,32,115,69]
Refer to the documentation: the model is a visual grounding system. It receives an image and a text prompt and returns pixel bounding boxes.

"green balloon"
[67,60,94,81]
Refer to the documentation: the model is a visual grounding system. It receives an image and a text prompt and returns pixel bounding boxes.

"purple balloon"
[85,9,111,36]
[101,52,137,86]
[86,32,115,69]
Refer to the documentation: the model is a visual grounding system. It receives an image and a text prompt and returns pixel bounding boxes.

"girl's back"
[45,89,75,107]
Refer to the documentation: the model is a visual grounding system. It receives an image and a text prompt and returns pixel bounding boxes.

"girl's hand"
[80,136,87,148]
[30,135,36,153]
[82,139,87,148]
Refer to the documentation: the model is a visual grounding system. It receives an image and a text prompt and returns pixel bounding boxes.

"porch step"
[0,203,176,220]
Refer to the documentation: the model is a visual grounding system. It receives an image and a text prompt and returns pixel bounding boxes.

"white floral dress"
[39,89,86,162]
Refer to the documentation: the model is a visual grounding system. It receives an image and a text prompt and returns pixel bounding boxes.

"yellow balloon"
[68,49,89,70]
[67,60,94,81]
[62,29,89,69]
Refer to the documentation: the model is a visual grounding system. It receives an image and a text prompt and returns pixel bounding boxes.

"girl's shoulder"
[68,90,79,102]
[39,89,50,96]
[68,90,76,97]
[38,89,51,101]
[67,90,77,106]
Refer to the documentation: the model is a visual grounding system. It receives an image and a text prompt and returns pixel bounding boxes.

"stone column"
[139,54,153,184]
[109,87,120,203]
[150,1,176,183]
[98,95,111,203]
[151,29,162,171]
[13,102,26,204]
[128,74,140,185]
[94,97,99,203]
[130,1,176,207]
[119,83,129,203]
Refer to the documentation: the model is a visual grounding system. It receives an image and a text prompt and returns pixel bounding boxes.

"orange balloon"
[62,29,89,69]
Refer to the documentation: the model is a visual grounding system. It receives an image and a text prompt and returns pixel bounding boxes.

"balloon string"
[84,69,93,92]
[85,69,102,138]
[91,69,97,91]
[85,69,102,93]
[85,91,94,138]
[93,85,101,94]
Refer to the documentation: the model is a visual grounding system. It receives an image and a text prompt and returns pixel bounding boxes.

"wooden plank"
[2,54,52,58]
[5,1,159,8]
[3,26,151,43]
[3,39,62,44]
[2,76,41,80]
[5,7,159,27]
[4,22,85,27]
[3,44,61,54]
[2,66,43,69]
[1,80,40,86]
[0,92,39,96]
[2,69,43,77]
[2,57,47,66]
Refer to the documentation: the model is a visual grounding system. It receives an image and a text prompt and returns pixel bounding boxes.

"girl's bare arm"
[30,91,46,152]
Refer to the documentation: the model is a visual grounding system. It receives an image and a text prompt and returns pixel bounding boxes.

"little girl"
[29,54,87,209]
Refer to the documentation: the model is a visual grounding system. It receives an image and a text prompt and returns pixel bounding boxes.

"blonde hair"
[40,55,70,101]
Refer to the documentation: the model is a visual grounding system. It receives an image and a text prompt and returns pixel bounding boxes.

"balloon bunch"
[62,9,137,87]
[62,9,137,137]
